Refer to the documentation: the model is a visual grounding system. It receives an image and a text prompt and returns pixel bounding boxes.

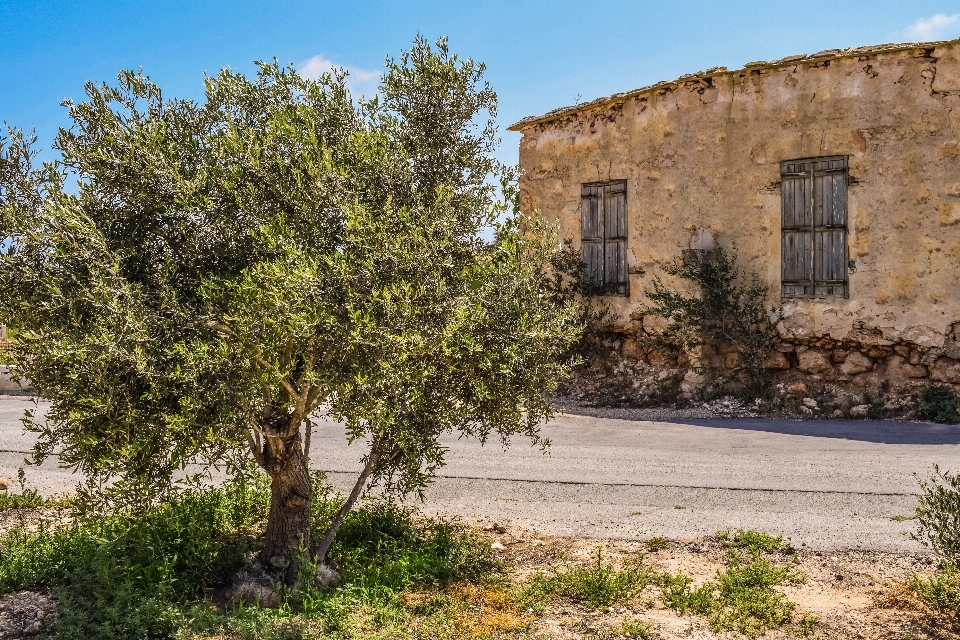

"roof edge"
[507,39,957,132]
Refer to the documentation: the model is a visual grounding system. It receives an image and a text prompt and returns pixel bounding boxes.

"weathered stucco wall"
[513,40,960,387]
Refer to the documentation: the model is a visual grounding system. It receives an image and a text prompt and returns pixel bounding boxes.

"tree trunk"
[259,428,312,586]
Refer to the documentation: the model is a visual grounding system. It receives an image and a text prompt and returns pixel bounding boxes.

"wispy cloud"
[297,55,381,97]
[902,13,960,41]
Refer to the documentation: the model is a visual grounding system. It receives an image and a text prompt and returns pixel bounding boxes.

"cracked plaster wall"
[516,43,960,362]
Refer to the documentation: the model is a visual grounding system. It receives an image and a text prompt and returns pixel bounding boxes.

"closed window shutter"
[604,183,628,294]
[580,180,628,295]
[813,158,848,297]
[581,185,603,287]
[781,156,848,298]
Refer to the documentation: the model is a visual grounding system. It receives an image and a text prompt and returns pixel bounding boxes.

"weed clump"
[0,470,74,511]
[717,528,790,554]
[520,546,652,610]
[909,465,960,621]
[919,385,960,424]
[646,536,670,552]
[657,530,805,638]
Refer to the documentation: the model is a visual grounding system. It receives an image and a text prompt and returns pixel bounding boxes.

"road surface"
[2,394,958,551]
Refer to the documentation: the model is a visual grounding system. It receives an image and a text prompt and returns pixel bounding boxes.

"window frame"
[580,180,628,296]
[780,155,849,299]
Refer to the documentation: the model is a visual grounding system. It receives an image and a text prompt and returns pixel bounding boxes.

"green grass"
[518,546,653,610]
[0,472,503,640]
[0,489,48,510]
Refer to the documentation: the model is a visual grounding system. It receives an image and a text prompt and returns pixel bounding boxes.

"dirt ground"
[471,518,950,640]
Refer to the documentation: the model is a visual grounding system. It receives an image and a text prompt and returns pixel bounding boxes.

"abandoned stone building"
[510,39,960,391]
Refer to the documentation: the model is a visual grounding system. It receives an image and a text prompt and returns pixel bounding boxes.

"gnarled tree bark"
[258,426,312,586]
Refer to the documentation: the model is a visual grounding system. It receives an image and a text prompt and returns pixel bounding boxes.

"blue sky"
[3,1,960,168]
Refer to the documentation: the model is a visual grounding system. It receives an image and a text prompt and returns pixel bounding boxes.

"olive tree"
[0,37,579,587]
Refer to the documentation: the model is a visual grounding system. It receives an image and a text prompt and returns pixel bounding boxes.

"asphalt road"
[2,394,958,552]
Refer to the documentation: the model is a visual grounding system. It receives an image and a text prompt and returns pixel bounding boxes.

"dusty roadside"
[472,519,947,639]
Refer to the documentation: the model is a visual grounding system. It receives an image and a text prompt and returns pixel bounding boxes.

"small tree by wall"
[643,245,784,398]
[0,37,580,591]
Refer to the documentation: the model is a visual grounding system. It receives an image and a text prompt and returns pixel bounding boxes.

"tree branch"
[245,429,265,466]
[209,320,303,403]
[314,443,379,564]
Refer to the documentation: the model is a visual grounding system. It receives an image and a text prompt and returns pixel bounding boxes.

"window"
[780,156,848,298]
[581,180,628,295]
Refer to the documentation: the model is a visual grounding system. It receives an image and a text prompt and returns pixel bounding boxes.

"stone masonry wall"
[511,40,960,390]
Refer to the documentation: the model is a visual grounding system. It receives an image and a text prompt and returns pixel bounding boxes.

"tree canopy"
[0,37,579,588]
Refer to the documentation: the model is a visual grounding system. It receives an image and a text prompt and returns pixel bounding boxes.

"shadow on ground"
[562,406,960,446]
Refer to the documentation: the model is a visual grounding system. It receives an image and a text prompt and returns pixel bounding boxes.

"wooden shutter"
[812,158,848,297]
[604,182,628,295]
[580,185,603,287]
[580,180,628,295]
[780,156,848,298]
[781,161,813,297]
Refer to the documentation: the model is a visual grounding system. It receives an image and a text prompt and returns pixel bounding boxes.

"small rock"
[850,404,870,418]
[800,406,813,415]
[316,564,341,590]
[787,382,808,396]
[491,541,505,550]
[840,351,874,375]
[0,478,10,491]
[23,621,42,634]
[797,350,831,374]
[764,351,791,370]
[833,409,844,417]
[801,397,818,409]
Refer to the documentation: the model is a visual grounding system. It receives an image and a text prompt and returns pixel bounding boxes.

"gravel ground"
[0,591,58,639]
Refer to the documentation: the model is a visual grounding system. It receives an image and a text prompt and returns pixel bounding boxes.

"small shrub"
[914,466,960,565]
[613,616,653,638]
[657,532,804,637]
[520,546,652,610]
[795,613,820,637]
[646,536,670,551]
[659,550,802,637]
[920,386,960,424]
[643,245,784,399]
[327,499,498,594]
[910,567,960,617]
[910,465,960,618]
[657,571,695,612]
[718,529,789,553]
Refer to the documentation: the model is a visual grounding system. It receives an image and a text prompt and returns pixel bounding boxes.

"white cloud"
[297,55,381,97]
[903,13,960,41]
